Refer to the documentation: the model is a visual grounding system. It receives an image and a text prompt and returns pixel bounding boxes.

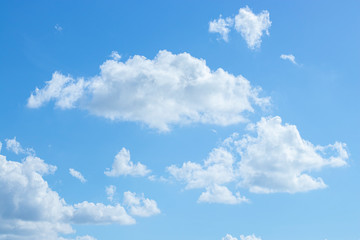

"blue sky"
[0,0,359,240]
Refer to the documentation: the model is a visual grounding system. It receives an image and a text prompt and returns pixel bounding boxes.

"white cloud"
[55,24,63,32]
[222,234,238,240]
[280,54,297,65]
[222,234,262,240]
[198,184,248,204]
[110,51,121,60]
[168,148,247,204]
[75,236,97,240]
[0,141,163,239]
[27,50,269,131]
[0,154,74,240]
[209,6,271,49]
[71,201,135,225]
[0,142,2,152]
[234,116,348,193]
[104,148,150,177]
[209,16,234,42]
[168,116,348,203]
[234,6,271,49]
[240,234,262,240]
[5,137,24,154]
[123,191,160,217]
[69,168,87,183]
[105,185,116,202]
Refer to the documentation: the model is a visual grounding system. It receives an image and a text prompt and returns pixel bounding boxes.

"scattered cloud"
[123,191,160,217]
[110,51,121,60]
[198,184,248,204]
[5,137,24,154]
[0,141,2,152]
[5,137,35,156]
[168,116,348,203]
[209,16,234,42]
[209,6,271,49]
[71,201,135,225]
[69,168,87,183]
[104,148,150,177]
[222,234,262,240]
[168,147,247,204]
[27,50,269,131]
[106,185,116,202]
[55,24,63,32]
[0,139,165,240]
[75,236,97,240]
[280,54,297,65]
[234,6,271,49]
[233,116,348,193]
[240,234,262,240]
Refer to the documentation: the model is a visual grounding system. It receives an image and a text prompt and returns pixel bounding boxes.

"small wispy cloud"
[54,24,63,32]
[69,168,87,183]
[106,185,116,202]
[5,137,35,155]
[209,6,271,49]
[280,54,297,65]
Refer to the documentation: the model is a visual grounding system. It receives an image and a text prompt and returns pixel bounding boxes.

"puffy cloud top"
[27,50,269,131]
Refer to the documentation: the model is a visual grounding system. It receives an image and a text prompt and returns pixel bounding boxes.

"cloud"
[123,191,160,217]
[280,54,297,65]
[0,141,162,239]
[198,184,248,204]
[222,234,238,240]
[234,116,348,193]
[105,185,116,202]
[27,50,269,131]
[209,16,234,42]
[168,116,348,203]
[69,168,87,183]
[240,234,262,240]
[5,137,24,154]
[104,148,150,177]
[55,24,63,32]
[209,6,271,49]
[71,201,135,225]
[167,148,247,204]
[0,154,74,239]
[222,234,262,240]
[0,142,2,152]
[75,236,97,240]
[234,6,271,49]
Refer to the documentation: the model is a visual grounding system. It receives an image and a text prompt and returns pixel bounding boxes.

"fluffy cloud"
[104,148,150,177]
[169,116,348,203]
[0,154,73,240]
[69,168,86,183]
[240,235,262,240]
[234,6,271,49]
[27,50,269,131]
[222,234,238,240]
[209,16,234,41]
[234,116,347,193]
[123,191,161,217]
[71,202,134,225]
[222,234,262,240]
[280,54,297,65]
[168,148,247,204]
[209,6,271,49]
[75,235,96,240]
[75,236,97,240]
[5,137,24,154]
[105,185,116,202]
[0,145,160,239]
